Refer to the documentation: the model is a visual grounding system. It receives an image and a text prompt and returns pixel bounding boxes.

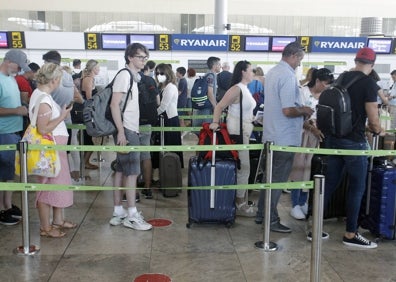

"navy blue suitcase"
[187,156,236,227]
[359,167,396,240]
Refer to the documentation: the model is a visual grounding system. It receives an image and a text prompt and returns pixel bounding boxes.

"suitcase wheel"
[110,159,117,171]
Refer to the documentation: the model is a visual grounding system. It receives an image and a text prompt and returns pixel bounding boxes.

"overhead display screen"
[0,32,8,48]
[271,36,297,52]
[101,34,127,50]
[130,34,155,50]
[367,38,392,54]
[244,36,269,51]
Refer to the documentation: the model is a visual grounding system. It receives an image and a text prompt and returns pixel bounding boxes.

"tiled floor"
[1,133,395,282]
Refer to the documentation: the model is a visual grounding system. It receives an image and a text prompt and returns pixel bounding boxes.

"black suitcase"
[308,154,349,219]
[159,115,181,197]
[187,131,237,228]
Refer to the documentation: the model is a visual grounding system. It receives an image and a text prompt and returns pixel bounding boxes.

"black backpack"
[316,72,365,137]
[138,73,159,126]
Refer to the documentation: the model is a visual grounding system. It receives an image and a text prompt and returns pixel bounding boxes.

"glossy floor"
[0,133,395,282]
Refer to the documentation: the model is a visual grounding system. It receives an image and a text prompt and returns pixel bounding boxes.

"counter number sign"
[10,32,25,49]
[158,34,170,51]
[85,33,100,50]
[230,35,241,52]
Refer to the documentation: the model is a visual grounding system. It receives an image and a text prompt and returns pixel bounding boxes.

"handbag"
[229,90,243,144]
[70,101,84,124]
[15,94,61,178]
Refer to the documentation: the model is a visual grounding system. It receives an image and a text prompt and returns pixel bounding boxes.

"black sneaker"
[342,232,377,249]
[9,205,22,219]
[270,221,292,233]
[0,210,20,226]
[307,231,330,241]
[142,189,153,199]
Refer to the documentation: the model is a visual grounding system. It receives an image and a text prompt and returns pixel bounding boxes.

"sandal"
[85,163,98,170]
[40,226,66,238]
[52,220,77,229]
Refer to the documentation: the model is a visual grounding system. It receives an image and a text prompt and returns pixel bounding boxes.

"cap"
[355,47,376,64]
[4,50,31,72]
[42,50,61,65]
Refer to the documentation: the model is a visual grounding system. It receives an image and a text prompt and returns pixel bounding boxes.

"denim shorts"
[0,133,21,180]
[113,128,140,176]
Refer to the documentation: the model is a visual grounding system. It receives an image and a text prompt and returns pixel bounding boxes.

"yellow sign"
[159,34,170,51]
[230,35,241,52]
[10,32,24,49]
[86,33,98,50]
[300,36,310,52]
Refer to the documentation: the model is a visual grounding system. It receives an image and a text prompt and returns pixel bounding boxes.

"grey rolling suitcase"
[159,115,182,197]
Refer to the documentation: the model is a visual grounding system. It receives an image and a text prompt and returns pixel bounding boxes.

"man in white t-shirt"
[108,43,152,231]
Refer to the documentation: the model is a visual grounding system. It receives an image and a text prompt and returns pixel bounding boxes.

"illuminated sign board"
[157,34,171,51]
[101,34,127,50]
[244,36,269,51]
[172,34,228,51]
[229,35,242,52]
[271,37,297,52]
[84,33,101,50]
[130,34,155,50]
[9,32,25,49]
[0,32,8,48]
[367,38,392,54]
[311,36,366,53]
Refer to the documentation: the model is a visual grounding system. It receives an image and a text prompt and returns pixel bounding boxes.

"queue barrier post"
[79,127,85,183]
[310,174,325,282]
[254,141,278,252]
[14,140,40,256]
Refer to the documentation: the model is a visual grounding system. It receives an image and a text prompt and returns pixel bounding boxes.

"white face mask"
[157,74,167,83]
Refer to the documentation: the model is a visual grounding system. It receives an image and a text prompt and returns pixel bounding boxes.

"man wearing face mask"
[0,49,29,225]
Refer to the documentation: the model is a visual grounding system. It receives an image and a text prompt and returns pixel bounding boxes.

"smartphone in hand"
[66,101,74,109]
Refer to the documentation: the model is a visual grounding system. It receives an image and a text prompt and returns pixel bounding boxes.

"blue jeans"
[257,151,295,223]
[192,108,213,129]
[323,136,368,233]
[291,189,308,207]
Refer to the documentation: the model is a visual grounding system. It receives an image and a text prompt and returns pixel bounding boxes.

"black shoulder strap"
[337,71,366,89]
[109,68,133,114]
[239,89,243,137]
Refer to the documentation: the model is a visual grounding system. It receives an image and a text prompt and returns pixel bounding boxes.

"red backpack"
[198,122,240,167]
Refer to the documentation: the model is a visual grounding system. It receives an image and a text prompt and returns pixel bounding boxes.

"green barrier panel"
[0,181,313,191]
[0,144,16,151]
[270,144,396,157]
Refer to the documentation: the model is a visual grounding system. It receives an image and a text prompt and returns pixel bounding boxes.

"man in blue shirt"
[0,50,30,225]
[256,42,313,233]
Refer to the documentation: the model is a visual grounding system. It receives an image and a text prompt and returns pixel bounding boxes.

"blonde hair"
[82,59,99,77]
[35,63,63,85]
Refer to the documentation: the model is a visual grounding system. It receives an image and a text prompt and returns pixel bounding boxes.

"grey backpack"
[83,68,133,137]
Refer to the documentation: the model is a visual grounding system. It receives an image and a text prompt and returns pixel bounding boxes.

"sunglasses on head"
[156,72,165,76]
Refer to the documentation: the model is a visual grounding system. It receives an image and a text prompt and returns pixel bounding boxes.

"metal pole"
[255,141,278,251]
[310,175,325,282]
[79,128,85,183]
[14,140,40,255]
[214,0,228,34]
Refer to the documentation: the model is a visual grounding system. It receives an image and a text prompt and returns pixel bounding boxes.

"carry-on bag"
[187,130,237,227]
[159,115,182,197]
[359,134,396,240]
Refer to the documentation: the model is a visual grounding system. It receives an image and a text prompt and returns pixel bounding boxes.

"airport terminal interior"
[0,134,395,282]
[1,1,396,281]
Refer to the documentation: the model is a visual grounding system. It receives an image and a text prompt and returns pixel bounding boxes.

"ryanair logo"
[314,41,365,49]
[173,38,227,47]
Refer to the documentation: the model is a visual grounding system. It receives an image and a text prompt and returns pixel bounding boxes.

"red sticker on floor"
[134,273,171,282]
[147,218,172,227]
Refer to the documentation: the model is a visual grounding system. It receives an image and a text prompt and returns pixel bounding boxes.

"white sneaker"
[109,210,128,226]
[236,202,257,217]
[123,211,152,231]
[300,203,308,215]
[290,205,305,220]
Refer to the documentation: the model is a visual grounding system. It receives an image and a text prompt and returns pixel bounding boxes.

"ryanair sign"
[311,36,367,53]
[172,34,228,51]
